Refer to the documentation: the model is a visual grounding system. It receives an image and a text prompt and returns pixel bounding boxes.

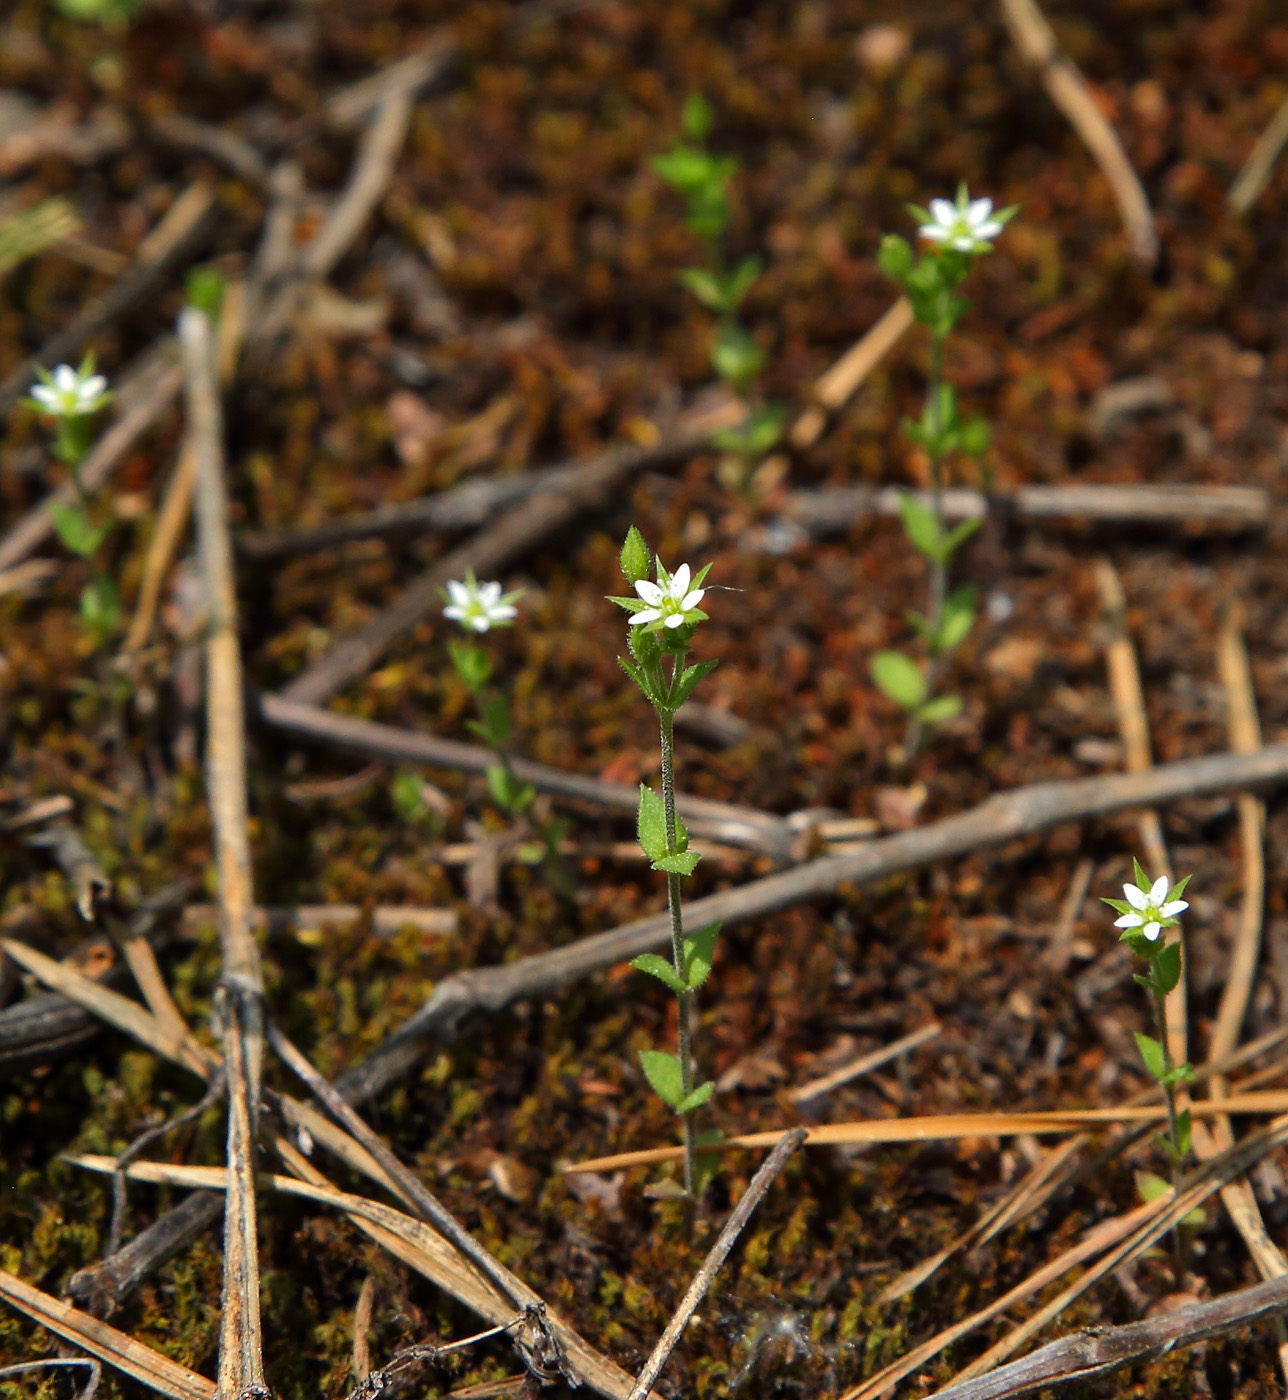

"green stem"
[906,330,947,757]
[659,697,696,1199]
[1151,982,1185,1267]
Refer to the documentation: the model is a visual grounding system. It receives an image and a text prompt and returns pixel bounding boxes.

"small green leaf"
[654,850,701,876]
[871,651,926,710]
[631,954,687,995]
[935,584,977,654]
[1155,940,1182,995]
[674,812,690,852]
[680,92,714,141]
[620,526,650,584]
[896,492,942,560]
[486,764,533,813]
[941,515,982,559]
[1101,897,1135,915]
[1175,1108,1192,1158]
[1135,1170,1170,1204]
[449,641,492,691]
[1132,857,1152,892]
[639,1050,684,1108]
[683,922,721,989]
[669,658,718,710]
[677,266,727,311]
[49,502,108,559]
[726,255,762,310]
[1167,873,1193,905]
[711,323,764,387]
[637,785,668,862]
[1134,1032,1166,1081]
[79,575,119,635]
[877,234,912,283]
[960,415,990,458]
[677,1082,715,1115]
[917,693,962,726]
[185,266,226,320]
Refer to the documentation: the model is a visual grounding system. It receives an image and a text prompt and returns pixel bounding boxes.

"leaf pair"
[679,256,761,317]
[637,785,700,876]
[49,502,111,561]
[869,651,962,728]
[897,492,981,569]
[638,1050,715,1116]
[486,763,534,815]
[1133,1031,1194,1088]
[631,922,720,995]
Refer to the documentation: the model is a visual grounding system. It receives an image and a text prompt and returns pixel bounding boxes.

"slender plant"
[439,571,533,817]
[25,357,118,644]
[652,94,784,492]
[870,186,1016,755]
[609,526,721,1198]
[1103,862,1196,1233]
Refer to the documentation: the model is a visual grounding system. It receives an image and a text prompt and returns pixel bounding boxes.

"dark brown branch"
[259,695,794,858]
[338,738,1288,1105]
[927,1271,1288,1400]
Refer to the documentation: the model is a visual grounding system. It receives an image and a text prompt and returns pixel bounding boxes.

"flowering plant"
[870,184,1017,754]
[609,526,721,1198]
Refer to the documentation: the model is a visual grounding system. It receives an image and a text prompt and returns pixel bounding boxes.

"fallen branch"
[338,737,1288,1105]
[259,694,795,857]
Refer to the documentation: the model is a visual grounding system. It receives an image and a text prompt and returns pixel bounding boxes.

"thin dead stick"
[787,1023,940,1104]
[324,40,456,131]
[122,442,196,653]
[999,0,1157,266]
[149,113,273,192]
[0,182,215,417]
[266,1022,570,1382]
[0,350,184,573]
[0,1268,214,1400]
[181,903,457,939]
[788,297,915,450]
[276,408,735,706]
[259,694,794,857]
[626,1128,807,1400]
[0,1358,101,1400]
[784,481,1270,535]
[352,1276,376,1383]
[927,1261,1288,1400]
[182,306,267,1400]
[338,736,1288,1106]
[1228,94,1288,217]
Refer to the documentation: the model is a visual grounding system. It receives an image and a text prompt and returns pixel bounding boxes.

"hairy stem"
[906,330,947,757]
[659,699,696,1198]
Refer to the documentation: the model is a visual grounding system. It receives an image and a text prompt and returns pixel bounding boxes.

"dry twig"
[1228,94,1288,216]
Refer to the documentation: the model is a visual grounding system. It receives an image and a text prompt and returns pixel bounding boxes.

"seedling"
[870,186,1016,755]
[608,526,721,1198]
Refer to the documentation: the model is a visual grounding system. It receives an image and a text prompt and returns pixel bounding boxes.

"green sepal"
[631,954,687,996]
[1168,873,1193,904]
[677,1082,715,1115]
[1135,1032,1166,1081]
[683,922,721,988]
[639,1049,684,1108]
[1132,857,1152,891]
[1101,897,1135,916]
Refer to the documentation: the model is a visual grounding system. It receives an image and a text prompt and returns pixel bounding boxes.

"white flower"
[918,188,1005,253]
[29,362,110,418]
[442,574,520,633]
[629,561,706,630]
[1113,873,1189,943]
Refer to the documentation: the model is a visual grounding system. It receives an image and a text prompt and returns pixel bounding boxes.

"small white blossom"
[918,188,1005,253]
[1114,873,1189,943]
[29,362,110,418]
[443,575,519,633]
[629,562,706,630]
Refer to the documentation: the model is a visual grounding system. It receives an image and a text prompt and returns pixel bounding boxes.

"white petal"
[446,579,471,604]
[488,604,517,622]
[967,197,993,224]
[929,198,956,225]
[671,563,691,598]
[635,579,663,606]
[629,608,662,625]
[79,375,107,399]
[919,224,949,241]
[951,235,976,250]
[975,221,1002,239]
[53,365,78,391]
[1142,921,1162,942]
[680,588,704,610]
[1125,884,1149,910]
[1160,900,1188,918]
[1150,876,1169,904]
[470,615,491,632]
[1114,913,1145,928]
[30,385,58,408]
[443,603,465,622]
[479,580,502,605]
[663,613,686,628]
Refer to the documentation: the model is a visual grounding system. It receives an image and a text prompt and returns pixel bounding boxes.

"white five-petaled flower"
[629,562,705,630]
[1114,874,1189,943]
[918,188,1005,253]
[442,575,519,633]
[29,363,110,418]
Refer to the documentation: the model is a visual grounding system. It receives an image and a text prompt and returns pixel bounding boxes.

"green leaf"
[680,92,714,141]
[79,575,119,635]
[683,922,721,989]
[960,415,990,458]
[917,693,962,726]
[654,850,701,877]
[877,234,912,283]
[677,1082,715,1115]
[185,266,226,320]
[674,812,690,852]
[1155,940,1182,995]
[711,323,764,387]
[677,266,728,311]
[486,765,533,813]
[669,658,718,710]
[639,1050,684,1108]
[631,954,687,995]
[49,502,108,559]
[942,515,982,558]
[637,785,668,863]
[1135,1170,1170,1204]
[871,651,926,710]
[650,145,717,194]
[1134,1032,1166,1081]
[449,641,492,692]
[897,492,942,560]
[935,585,977,654]
[620,526,650,584]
